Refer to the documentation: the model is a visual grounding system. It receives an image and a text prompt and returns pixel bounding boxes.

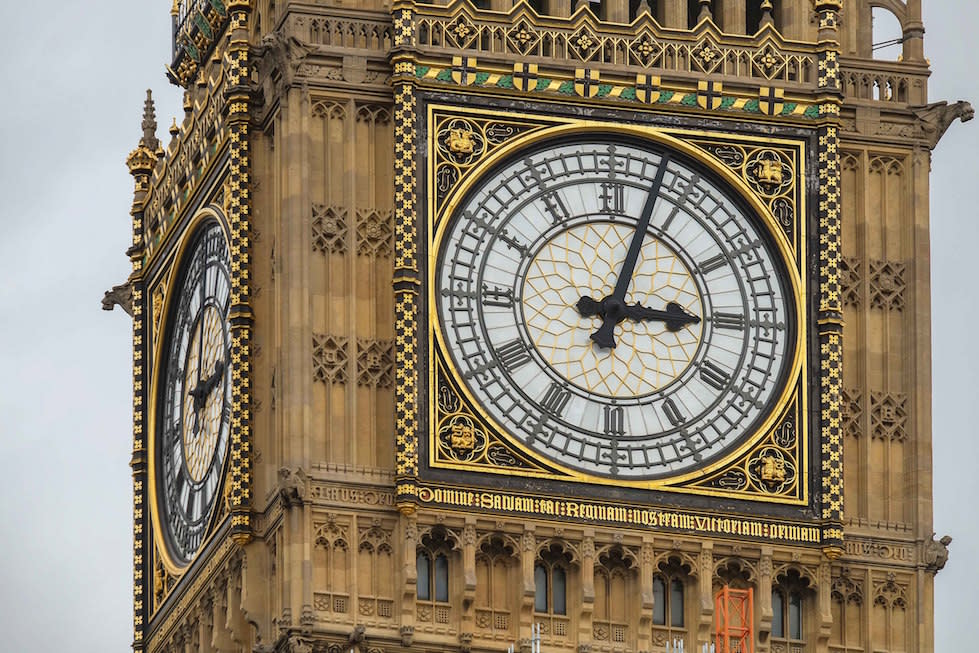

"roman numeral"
[661,174,701,231]
[698,253,728,274]
[540,382,572,417]
[604,405,625,437]
[599,182,626,216]
[662,398,686,427]
[541,191,571,225]
[495,339,532,373]
[498,228,528,256]
[699,360,732,391]
[712,312,746,331]
[481,284,514,308]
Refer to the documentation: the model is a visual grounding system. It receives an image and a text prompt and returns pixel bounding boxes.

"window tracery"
[416,527,455,625]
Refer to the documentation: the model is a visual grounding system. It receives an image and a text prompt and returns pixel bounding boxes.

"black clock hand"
[189,359,225,412]
[624,302,701,332]
[203,359,225,396]
[577,298,700,332]
[578,154,671,349]
[195,317,204,397]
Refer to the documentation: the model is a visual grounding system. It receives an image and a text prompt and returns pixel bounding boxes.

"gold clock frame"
[423,108,810,504]
[146,209,234,575]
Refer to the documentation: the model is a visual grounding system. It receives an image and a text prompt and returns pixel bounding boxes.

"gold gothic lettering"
[416,487,820,544]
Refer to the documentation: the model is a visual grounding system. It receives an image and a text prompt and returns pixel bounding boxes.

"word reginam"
[417,487,820,544]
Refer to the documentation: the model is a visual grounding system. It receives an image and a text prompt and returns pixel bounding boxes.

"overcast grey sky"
[0,2,974,651]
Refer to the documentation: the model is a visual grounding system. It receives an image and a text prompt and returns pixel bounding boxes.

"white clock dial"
[435,136,796,479]
[157,221,232,564]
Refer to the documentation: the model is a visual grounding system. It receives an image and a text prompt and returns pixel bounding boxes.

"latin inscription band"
[416,486,820,544]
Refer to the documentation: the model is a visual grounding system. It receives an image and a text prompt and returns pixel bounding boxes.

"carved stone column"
[400,511,418,647]
[721,0,745,34]
[696,542,714,647]
[462,520,477,646]
[212,579,238,652]
[903,0,925,62]
[757,548,773,652]
[579,531,596,649]
[817,562,833,653]
[662,0,687,29]
[605,0,630,23]
[637,539,655,653]
[227,562,248,648]
[520,527,537,639]
[545,0,571,17]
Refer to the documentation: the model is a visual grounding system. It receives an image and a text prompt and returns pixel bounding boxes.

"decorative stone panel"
[872,574,907,609]
[356,208,393,257]
[313,334,349,384]
[870,392,908,441]
[357,339,394,388]
[313,204,348,254]
[869,260,906,311]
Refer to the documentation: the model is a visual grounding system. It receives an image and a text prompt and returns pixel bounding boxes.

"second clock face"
[435,135,798,479]
[157,221,232,564]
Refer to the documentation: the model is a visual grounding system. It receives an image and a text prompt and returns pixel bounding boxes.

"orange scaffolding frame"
[714,586,754,653]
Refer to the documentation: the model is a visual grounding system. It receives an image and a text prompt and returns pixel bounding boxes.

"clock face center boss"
[434,133,799,480]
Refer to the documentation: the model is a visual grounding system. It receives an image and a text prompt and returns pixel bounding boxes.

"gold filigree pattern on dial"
[181,305,227,482]
[522,223,702,398]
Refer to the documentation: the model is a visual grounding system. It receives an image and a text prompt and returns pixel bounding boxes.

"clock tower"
[120,1,969,652]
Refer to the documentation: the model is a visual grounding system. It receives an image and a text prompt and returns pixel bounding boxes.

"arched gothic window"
[416,550,449,602]
[535,563,568,615]
[653,577,685,627]
[416,527,454,625]
[652,556,691,646]
[594,547,636,645]
[772,569,810,644]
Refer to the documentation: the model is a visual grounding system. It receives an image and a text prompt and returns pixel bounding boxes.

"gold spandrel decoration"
[675,396,803,500]
[434,357,548,474]
[690,139,800,246]
[152,545,181,615]
[432,112,550,218]
[152,283,165,337]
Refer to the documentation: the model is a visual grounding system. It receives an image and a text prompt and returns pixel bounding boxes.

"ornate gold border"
[425,113,808,501]
[393,3,422,509]
[814,0,845,558]
[224,4,254,546]
[147,210,233,575]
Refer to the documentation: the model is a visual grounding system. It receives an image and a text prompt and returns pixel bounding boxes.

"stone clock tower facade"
[121,1,969,652]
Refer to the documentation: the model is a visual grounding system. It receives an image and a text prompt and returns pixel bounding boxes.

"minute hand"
[588,154,671,348]
[615,154,670,297]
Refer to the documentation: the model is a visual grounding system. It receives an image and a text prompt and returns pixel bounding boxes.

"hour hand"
[624,301,701,332]
[189,360,226,411]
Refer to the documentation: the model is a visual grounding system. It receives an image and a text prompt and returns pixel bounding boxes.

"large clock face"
[156,221,232,564]
[435,135,798,480]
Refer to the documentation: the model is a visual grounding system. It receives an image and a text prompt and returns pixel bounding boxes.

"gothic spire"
[140,89,160,153]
